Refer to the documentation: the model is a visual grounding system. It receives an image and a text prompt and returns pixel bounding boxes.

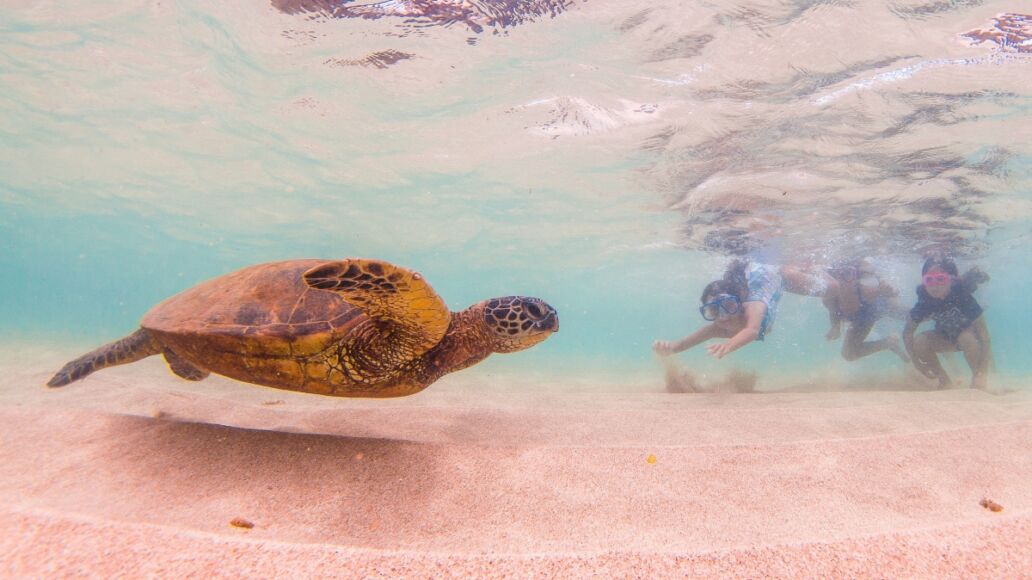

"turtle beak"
[536,306,559,333]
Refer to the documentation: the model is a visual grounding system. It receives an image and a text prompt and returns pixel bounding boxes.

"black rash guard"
[909,284,983,341]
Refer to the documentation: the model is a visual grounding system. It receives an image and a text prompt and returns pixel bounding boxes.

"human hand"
[706,342,733,359]
[652,340,675,356]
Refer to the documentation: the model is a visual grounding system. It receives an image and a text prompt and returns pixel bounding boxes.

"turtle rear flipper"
[47,329,162,387]
[303,258,451,361]
[163,350,210,381]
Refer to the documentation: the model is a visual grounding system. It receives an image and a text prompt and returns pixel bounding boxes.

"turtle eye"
[525,302,543,318]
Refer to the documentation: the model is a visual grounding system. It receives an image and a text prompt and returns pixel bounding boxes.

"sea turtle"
[47,258,559,398]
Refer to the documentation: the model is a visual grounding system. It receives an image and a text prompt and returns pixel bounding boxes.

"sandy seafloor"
[1,343,1029,577]
[3,0,1032,576]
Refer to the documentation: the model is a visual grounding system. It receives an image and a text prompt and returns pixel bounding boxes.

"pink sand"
[2,351,1030,577]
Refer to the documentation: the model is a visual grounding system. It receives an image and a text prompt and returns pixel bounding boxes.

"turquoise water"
[2,1,1031,388]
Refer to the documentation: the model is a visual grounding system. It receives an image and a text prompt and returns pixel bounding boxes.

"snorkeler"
[822,258,910,363]
[903,257,992,390]
[653,260,821,359]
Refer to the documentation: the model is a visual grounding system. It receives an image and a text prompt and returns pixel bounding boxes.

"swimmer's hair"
[960,266,990,293]
[922,257,958,277]
[701,260,749,303]
[831,257,864,269]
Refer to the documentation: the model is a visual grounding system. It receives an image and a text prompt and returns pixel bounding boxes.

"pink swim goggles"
[922,272,952,286]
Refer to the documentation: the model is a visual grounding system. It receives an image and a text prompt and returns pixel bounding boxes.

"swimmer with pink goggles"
[922,272,952,286]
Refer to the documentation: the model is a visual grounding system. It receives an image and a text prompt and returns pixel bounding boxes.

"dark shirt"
[910,284,983,340]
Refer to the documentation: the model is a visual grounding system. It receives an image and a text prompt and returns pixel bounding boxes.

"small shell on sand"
[979,498,1003,512]
[230,518,255,529]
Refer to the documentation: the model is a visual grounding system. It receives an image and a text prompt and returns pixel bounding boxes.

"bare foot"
[886,334,910,363]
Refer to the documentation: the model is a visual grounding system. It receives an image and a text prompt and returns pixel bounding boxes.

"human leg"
[842,318,873,361]
[956,327,989,389]
[840,316,907,362]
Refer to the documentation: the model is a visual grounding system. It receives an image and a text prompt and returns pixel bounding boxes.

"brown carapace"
[47,259,558,398]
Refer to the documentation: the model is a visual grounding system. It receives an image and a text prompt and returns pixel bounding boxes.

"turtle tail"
[47,329,162,388]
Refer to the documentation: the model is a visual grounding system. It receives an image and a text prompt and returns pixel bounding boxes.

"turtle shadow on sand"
[73,413,460,545]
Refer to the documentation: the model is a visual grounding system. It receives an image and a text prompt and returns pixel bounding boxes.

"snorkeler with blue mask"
[653,260,785,360]
[700,293,742,322]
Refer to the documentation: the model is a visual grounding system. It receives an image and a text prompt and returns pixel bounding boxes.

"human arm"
[903,291,928,360]
[706,301,765,359]
[653,323,726,356]
[969,316,993,380]
[902,317,919,361]
[903,317,941,380]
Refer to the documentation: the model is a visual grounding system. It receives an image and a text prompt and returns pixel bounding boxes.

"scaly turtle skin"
[47,258,559,398]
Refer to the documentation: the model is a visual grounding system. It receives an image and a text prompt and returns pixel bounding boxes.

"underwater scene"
[2,0,1030,576]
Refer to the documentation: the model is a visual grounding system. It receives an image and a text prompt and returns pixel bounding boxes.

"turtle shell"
[141,260,368,392]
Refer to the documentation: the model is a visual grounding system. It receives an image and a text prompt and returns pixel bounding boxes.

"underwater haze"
[2,0,1031,388]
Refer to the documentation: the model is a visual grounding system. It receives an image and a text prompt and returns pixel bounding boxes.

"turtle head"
[480,296,559,353]
[412,296,558,387]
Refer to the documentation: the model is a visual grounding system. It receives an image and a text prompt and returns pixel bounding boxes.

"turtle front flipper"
[303,259,451,362]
